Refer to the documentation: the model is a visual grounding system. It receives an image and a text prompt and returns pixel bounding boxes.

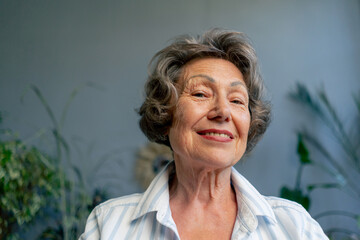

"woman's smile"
[197,129,234,142]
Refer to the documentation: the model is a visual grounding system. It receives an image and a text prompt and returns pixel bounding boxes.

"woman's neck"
[169,158,235,205]
[168,159,238,240]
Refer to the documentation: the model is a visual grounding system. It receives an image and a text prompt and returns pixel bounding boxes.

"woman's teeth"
[204,132,230,138]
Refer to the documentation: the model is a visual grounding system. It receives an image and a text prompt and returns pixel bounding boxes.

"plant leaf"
[307,183,340,192]
[297,134,311,164]
[30,85,59,130]
[280,186,311,210]
[288,82,324,117]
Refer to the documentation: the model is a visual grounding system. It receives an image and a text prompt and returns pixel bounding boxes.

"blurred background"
[0,0,359,239]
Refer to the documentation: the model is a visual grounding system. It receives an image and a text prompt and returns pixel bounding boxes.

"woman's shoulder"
[263,196,322,227]
[92,193,143,216]
[80,193,146,239]
[254,196,328,239]
[264,196,308,212]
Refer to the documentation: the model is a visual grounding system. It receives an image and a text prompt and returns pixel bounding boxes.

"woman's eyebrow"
[188,74,215,83]
[231,81,249,96]
[187,74,247,91]
[231,81,246,87]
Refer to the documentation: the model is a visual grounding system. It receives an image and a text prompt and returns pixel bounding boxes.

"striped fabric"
[79,162,328,239]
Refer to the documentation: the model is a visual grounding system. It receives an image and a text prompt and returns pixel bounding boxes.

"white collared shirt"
[79,162,328,239]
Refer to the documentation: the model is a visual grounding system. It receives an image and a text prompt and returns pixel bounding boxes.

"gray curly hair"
[139,29,271,153]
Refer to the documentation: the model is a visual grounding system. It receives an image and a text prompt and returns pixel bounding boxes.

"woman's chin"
[189,154,240,170]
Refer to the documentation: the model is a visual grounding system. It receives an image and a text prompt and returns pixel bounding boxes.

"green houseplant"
[2,83,121,239]
[280,83,360,239]
[0,112,61,239]
[25,85,95,240]
[27,84,113,240]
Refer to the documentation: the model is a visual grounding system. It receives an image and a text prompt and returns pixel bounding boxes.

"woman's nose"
[207,97,232,122]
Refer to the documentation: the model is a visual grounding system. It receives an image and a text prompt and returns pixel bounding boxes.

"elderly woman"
[80,29,327,239]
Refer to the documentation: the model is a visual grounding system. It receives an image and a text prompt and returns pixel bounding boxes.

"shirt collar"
[131,161,277,232]
[131,162,174,221]
[231,167,277,232]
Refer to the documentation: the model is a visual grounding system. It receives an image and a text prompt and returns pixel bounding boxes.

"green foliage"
[1,83,118,239]
[297,134,311,164]
[25,84,109,240]
[26,85,94,240]
[281,82,360,239]
[280,186,310,210]
[0,126,61,239]
[280,134,311,210]
[0,83,107,239]
[38,189,107,240]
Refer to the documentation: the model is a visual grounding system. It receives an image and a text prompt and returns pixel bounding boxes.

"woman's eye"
[193,92,206,98]
[231,99,243,105]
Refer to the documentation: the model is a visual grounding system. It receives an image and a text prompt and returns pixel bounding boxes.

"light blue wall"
[1,0,359,234]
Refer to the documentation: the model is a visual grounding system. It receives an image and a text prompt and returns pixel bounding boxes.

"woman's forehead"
[182,57,242,76]
[178,58,247,90]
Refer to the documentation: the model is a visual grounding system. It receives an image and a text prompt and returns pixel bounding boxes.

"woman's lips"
[197,129,234,142]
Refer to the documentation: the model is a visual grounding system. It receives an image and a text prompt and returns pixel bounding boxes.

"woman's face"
[168,58,251,169]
